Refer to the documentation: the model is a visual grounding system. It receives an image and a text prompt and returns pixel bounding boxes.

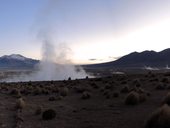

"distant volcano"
[0,54,39,69]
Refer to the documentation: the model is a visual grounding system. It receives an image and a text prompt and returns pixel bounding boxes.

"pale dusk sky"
[0,0,170,64]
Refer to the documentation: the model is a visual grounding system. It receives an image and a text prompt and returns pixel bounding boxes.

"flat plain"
[0,72,169,128]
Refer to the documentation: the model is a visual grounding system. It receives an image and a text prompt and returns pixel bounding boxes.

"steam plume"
[3,40,88,82]
[2,0,89,82]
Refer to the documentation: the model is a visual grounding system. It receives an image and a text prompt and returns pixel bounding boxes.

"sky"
[0,0,170,64]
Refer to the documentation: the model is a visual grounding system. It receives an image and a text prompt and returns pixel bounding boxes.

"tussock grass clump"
[104,84,113,90]
[10,88,20,95]
[130,87,138,92]
[161,77,169,83]
[146,91,151,96]
[90,82,99,89]
[125,91,139,105]
[33,87,42,95]
[103,90,109,96]
[42,109,56,120]
[35,106,42,115]
[15,98,25,111]
[49,96,56,101]
[121,85,130,93]
[10,88,21,97]
[145,104,170,128]
[56,95,63,100]
[81,91,91,99]
[95,78,102,82]
[166,85,170,90]
[106,93,111,99]
[133,79,142,87]
[139,93,147,103]
[113,92,119,98]
[52,87,59,93]
[74,86,85,93]
[164,72,170,76]
[147,71,156,78]
[20,88,31,95]
[1,85,9,91]
[149,78,159,82]
[155,84,165,90]
[162,92,170,105]
[60,87,69,97]
[138,87,145,94]
[42,89,50,95]
[99,88,105,92]
[120,80,127,85]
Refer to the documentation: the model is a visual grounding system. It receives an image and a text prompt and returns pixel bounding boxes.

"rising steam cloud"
[3,35,88,82]
[3,41,88,82]
[3,0,89,82]
[34,39,88,81]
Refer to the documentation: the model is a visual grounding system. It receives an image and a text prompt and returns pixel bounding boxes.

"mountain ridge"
[1,48,170,70]
[86,48,170,68]
[0,54,39,69]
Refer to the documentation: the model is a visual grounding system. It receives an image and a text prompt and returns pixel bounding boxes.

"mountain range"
[1,48,170,70]
[86,48,170,69]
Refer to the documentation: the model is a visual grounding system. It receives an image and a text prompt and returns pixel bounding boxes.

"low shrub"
[155,84,165,90]
[60,87,69,97]
[15,98,25,111]
[42,109,56,120]
[145,104,170,128]
[35,106,42,115]
[113,92,119,98]
[125,91,139,105]
[162,92,170,105]
[49,96,56,101]
[121,85,130,93]
[139,93,147,103]
[81,92,91,99]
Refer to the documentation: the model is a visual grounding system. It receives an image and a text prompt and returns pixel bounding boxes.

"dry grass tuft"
[81,91,91,99]
[49,96,56,101]
[42,109,56,120]
[155,84,165,90]
[133,79,142,87]
[145,104,170,128]
[60,87,69,97]
[121,85,130,93]
[113,92,119,98]
[35,106,42,115]
[15,98,26,111]
[162,92,170,105]
[125,91,140,105]
[139,93,147,103]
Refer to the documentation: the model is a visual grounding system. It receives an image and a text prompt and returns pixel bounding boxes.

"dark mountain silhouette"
[0,54,39,69]
[86,48,170,68]
[1,48,170,70]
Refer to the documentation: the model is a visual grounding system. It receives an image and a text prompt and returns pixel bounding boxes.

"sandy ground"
[0,72,169,128]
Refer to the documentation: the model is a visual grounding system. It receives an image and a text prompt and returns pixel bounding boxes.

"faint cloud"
[89,58,103,61]
[88,56,121,62]
[89,59,97,61]
[108,56,121,60]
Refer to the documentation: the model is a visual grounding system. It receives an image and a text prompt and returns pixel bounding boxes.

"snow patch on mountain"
[1,54,27,61]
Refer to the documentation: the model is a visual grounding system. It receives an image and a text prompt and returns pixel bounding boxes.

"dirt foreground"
[0,72,169,128]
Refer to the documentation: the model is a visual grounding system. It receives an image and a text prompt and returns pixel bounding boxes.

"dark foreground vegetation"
[1,72,170,128]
